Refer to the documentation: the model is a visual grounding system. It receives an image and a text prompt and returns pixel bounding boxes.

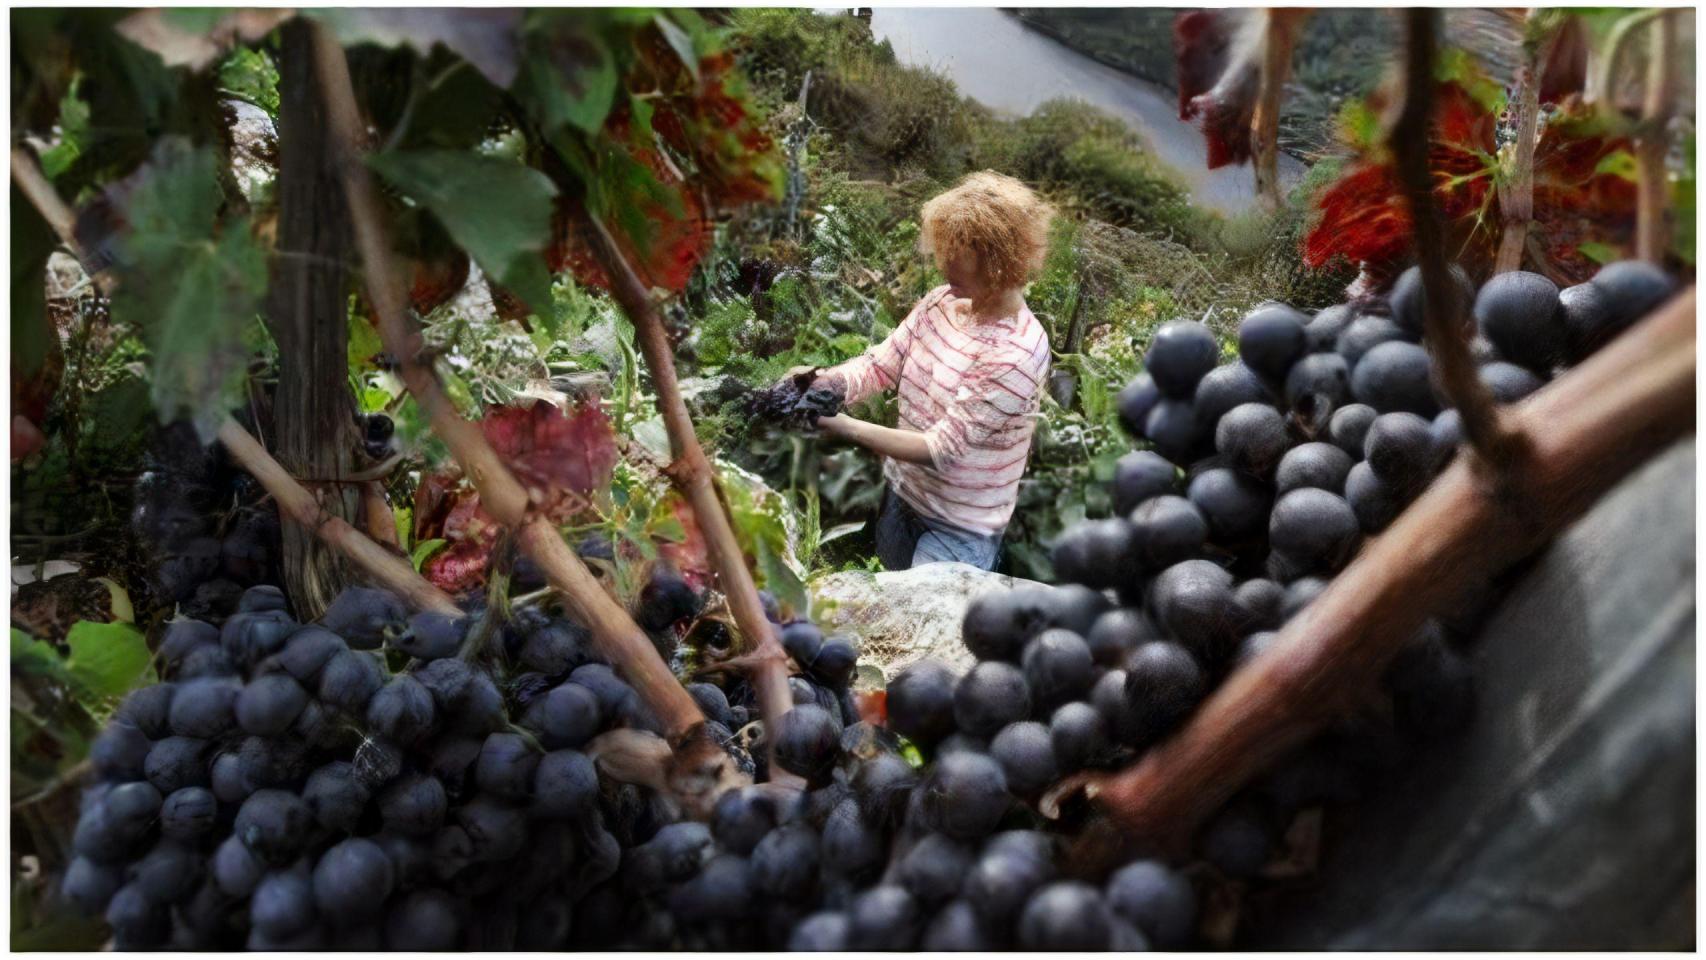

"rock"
[224,99,277,204]
[678,375,749,416]
[810,564,1048,678]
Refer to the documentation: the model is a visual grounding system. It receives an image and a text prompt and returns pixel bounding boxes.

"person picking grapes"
[788,171,1054,571]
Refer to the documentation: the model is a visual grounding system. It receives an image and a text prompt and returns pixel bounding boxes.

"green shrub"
[979,99,1212,245]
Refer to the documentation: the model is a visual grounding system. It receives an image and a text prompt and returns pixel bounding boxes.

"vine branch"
[217,418,462,615]
[306,21,713,749]
[1390,8,1530,474]
[575,206,803,789]
[10,145,119,294]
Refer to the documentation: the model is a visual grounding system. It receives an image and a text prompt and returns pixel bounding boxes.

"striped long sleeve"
[822,285,1050,535]
[822,285,949,405]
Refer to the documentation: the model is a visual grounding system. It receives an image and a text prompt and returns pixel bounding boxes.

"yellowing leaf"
[65,620,153,699]
[411,538,449,572]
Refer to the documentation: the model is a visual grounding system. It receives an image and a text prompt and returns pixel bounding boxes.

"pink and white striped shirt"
[823,284,1050,535]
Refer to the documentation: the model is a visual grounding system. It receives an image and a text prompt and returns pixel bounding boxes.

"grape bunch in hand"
[747,367,846,435]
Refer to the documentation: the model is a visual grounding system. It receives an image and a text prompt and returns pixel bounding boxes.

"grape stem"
[306,22,714,751]
[1389,9,1531,475]
[1080,285,1695,865]
[216,418,463,616]
[572,204,806,791]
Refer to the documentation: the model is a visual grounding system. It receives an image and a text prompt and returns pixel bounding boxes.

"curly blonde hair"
[918,171,1056,290]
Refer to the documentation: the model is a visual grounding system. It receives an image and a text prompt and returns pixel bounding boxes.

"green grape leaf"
[38,77,91,180]
[367,149,558,316]
[653,13,700,82]
[106,140,269,439]
[11,630,72,684]
[1593,148,1638,182]
[1577,240,1619,264]
[347,307,385,371]
[1674,131,1695,266]
[514,20,617,136]
[218,46,280,117]
[64,620,154,700]
[357,385,392,415]
[396,61,506,152]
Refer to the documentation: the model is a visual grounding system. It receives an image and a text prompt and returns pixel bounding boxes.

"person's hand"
[815,413,856,440]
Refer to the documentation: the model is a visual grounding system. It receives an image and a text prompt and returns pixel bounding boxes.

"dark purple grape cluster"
[1014,258,1678,887]
[62,581,656,950]
[131,423,283,623]
[746,368,846,434]
[554,576,1195,950]
[62,258,1673,952]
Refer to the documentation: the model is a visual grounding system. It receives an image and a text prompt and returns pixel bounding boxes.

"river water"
[863,7,1302,216]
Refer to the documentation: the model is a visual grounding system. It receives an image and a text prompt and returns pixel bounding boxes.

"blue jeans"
[875,490,1004,571]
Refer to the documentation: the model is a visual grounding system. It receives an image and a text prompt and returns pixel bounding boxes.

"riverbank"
[1010,8,1177,93]
[1007,8,1396,162]
[864,6,1303,216]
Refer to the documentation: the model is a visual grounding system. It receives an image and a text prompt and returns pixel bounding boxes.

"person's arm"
[812,285,948,405]
[816,414,935,465]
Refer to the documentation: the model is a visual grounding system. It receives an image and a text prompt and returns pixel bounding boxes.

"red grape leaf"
[481,399,618,523]
[1302,81,1499,277]
[646,50,785,212]
[422,538,497,595]
[12,414,46,462]
[1528,98,1638,283]
[410,472,461,543]
[853,689,888,727]
[1175,10,1238,119]
[1173,10,1309,171]
[546,143,712,295]
[1538,16,1588,105]
[411,400,619,594]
